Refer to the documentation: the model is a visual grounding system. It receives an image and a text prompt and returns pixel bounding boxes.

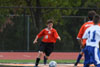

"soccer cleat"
[34,66,38,67]
[74,63,77,67]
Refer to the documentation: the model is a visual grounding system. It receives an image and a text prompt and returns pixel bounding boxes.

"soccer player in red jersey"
[33,19,61,67]
[74,11,97,66]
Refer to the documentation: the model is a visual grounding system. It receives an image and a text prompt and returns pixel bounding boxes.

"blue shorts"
[83,46,100,66]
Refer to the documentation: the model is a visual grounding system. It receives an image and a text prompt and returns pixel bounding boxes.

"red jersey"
[37,28,59,43]
[77,21,94,46]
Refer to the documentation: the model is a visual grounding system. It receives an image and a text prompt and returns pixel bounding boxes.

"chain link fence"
[0,7,99,52]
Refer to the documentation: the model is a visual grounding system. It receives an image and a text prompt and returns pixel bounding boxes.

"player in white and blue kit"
[82,14,100,67]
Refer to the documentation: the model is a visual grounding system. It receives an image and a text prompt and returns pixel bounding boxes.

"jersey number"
[88,31,96,42]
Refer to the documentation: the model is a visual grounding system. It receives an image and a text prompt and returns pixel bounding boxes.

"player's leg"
[44,55,48,65]
[74,51,84,66]
[34,42,46,67]
[83,46,91,67]
[34,51,43,67]
[94,47,100,67]
[97,64,100,67]
[83,52,90,67]
[44,55,49,65]
[44,43,54,65]
[84,64,89,67]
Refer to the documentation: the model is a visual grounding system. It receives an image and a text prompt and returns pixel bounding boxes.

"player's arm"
[77,39,83,49]
[57,36,61,41]
[33,29,45,44]
[33,36,39,44]
[77,25,85,48]
[54,30,61,40]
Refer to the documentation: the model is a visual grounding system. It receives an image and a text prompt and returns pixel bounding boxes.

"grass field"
[0,52,85,67]
[0,60,83,64]
[0,60,95,67]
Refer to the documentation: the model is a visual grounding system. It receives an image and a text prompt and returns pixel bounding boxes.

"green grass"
[0,60,84,64]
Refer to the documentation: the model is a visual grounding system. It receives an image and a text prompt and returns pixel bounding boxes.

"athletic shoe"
[34,66,38,67]
[74,63,77,67]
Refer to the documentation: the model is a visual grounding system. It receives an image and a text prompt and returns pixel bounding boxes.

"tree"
[0,0,100,51]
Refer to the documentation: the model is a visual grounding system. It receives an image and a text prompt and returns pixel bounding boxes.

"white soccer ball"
[49,61,57,67]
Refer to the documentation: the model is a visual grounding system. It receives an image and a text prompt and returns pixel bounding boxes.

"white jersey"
[82,25,100,48]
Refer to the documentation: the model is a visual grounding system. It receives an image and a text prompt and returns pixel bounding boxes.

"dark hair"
[88,11,96,20]
[47,19,54,24]
[93,14,100,24]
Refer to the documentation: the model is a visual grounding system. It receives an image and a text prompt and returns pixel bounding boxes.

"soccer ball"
[49,61,57,67]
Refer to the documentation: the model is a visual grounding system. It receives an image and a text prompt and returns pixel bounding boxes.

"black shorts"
[39,42,54,56]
